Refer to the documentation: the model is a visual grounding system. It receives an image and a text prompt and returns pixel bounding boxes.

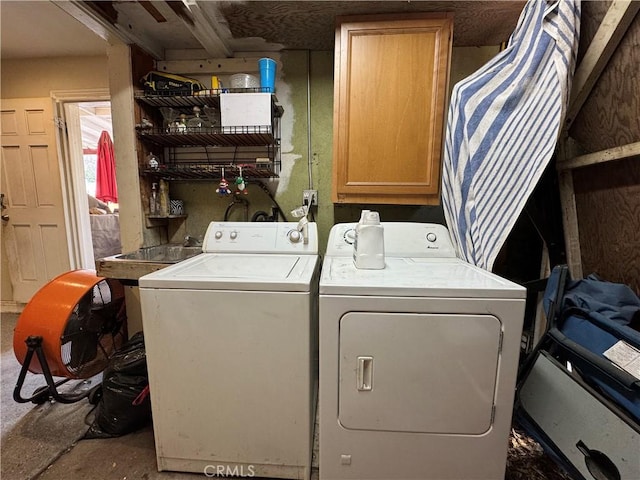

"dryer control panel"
[203,221,318,254]
[326,222,456,258]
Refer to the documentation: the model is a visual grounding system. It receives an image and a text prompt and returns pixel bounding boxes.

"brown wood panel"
[332,14,452,205]
[131,44,155,88]
[573,156,640,294]
[570,10,640,152]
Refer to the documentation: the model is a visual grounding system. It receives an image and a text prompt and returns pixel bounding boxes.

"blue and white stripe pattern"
[442,0,580,271]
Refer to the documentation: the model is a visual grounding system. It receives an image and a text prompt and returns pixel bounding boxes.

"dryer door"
[338,312,502,434]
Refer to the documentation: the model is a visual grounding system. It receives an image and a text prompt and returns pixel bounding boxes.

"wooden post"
[107,43,146,253]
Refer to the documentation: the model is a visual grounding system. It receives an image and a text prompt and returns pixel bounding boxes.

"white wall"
[1,56,109,98]
[1,55,109,302]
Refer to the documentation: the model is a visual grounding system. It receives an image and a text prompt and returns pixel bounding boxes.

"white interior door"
[1,98,70,302]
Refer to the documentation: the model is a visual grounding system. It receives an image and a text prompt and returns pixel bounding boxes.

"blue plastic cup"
[258,58,277,93]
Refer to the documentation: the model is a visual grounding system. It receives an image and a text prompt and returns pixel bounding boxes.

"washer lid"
[139,253,318,291]
[319,256,525,298]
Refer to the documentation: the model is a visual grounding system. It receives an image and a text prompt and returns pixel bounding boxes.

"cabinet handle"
[357,356,373,391]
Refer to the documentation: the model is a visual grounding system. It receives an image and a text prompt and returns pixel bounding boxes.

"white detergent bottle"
[353,210,385,269]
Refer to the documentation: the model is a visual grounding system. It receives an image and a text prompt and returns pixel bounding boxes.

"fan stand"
[13,335,102,405]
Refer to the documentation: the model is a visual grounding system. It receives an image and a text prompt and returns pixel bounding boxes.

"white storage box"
[220,93,272,133]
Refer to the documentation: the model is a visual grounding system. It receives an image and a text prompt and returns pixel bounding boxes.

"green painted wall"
[278,50,336,252]
[163,51,335,249]
[160,46,498,253]
[284,46,498,253]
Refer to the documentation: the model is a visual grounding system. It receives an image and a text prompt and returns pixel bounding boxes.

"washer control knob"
[344,228,356,245]
[288,230,302,243]
[230,230,238,240]
[215,231,223,240]
[426,232,437,243]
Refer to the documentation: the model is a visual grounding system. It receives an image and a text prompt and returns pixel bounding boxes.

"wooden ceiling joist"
[139,1,168,23]
[175,1,231,58]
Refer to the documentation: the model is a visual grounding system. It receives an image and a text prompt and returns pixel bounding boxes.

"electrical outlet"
[303,190,318,207]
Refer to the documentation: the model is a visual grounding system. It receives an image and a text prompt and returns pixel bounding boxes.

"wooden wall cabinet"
[332,14,453,205]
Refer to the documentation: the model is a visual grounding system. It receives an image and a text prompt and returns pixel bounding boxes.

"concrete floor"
[2,311,567,480]
[1,312,319,480]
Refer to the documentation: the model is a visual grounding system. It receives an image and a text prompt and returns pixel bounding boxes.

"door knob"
[1,214,9,221]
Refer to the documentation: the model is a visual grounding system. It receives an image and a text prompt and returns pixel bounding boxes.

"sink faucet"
[183,235,202,247]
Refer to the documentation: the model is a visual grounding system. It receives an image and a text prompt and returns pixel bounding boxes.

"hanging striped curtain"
[441,0,581,271]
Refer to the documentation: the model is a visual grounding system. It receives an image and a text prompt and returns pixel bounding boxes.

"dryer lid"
[319,256,525,298]
[140,253,318,291]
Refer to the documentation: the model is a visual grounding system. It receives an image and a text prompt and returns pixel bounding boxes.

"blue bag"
[543,266,640,424]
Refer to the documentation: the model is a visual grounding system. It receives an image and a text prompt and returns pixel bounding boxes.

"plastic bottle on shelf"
[177,114,188,133]
[353,210,385,269]
[158,179,170,216]
[150,182,159,215]
[202,105,219,127]
[187,106,203,132]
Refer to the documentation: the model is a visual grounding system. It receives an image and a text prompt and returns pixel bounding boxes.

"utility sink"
[96,244,202,281]
[115,245,202,263]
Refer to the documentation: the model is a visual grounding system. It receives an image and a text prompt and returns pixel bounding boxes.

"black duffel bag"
[85,332,151,438]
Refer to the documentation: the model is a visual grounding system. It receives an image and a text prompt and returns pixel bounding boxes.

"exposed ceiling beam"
[157,57,262,76]
[138,1,168,23]
[565,0,640,129]
[52,1,125,45]
[178,0,232,58]
[52,0,165,59]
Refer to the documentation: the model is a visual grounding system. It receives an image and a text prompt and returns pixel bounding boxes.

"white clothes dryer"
[319,222,526,480]
[139,222,319,479]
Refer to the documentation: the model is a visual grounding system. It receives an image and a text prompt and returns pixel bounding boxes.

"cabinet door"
[333,14,452,205]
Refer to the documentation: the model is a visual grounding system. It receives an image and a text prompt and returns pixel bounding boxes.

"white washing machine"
[319,222,526,480]
[139,222,319,479]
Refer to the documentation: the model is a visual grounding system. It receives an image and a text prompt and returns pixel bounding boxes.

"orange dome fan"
[13,270,127,404]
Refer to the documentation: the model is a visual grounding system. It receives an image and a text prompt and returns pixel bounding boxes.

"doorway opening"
[54,91,121,270]
[77,101,122,263]
[79,102,113,201]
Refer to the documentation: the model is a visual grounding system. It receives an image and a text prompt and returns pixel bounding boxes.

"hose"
[251,211,270,222]
[224,195,249,221]
[254,181,287,222]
